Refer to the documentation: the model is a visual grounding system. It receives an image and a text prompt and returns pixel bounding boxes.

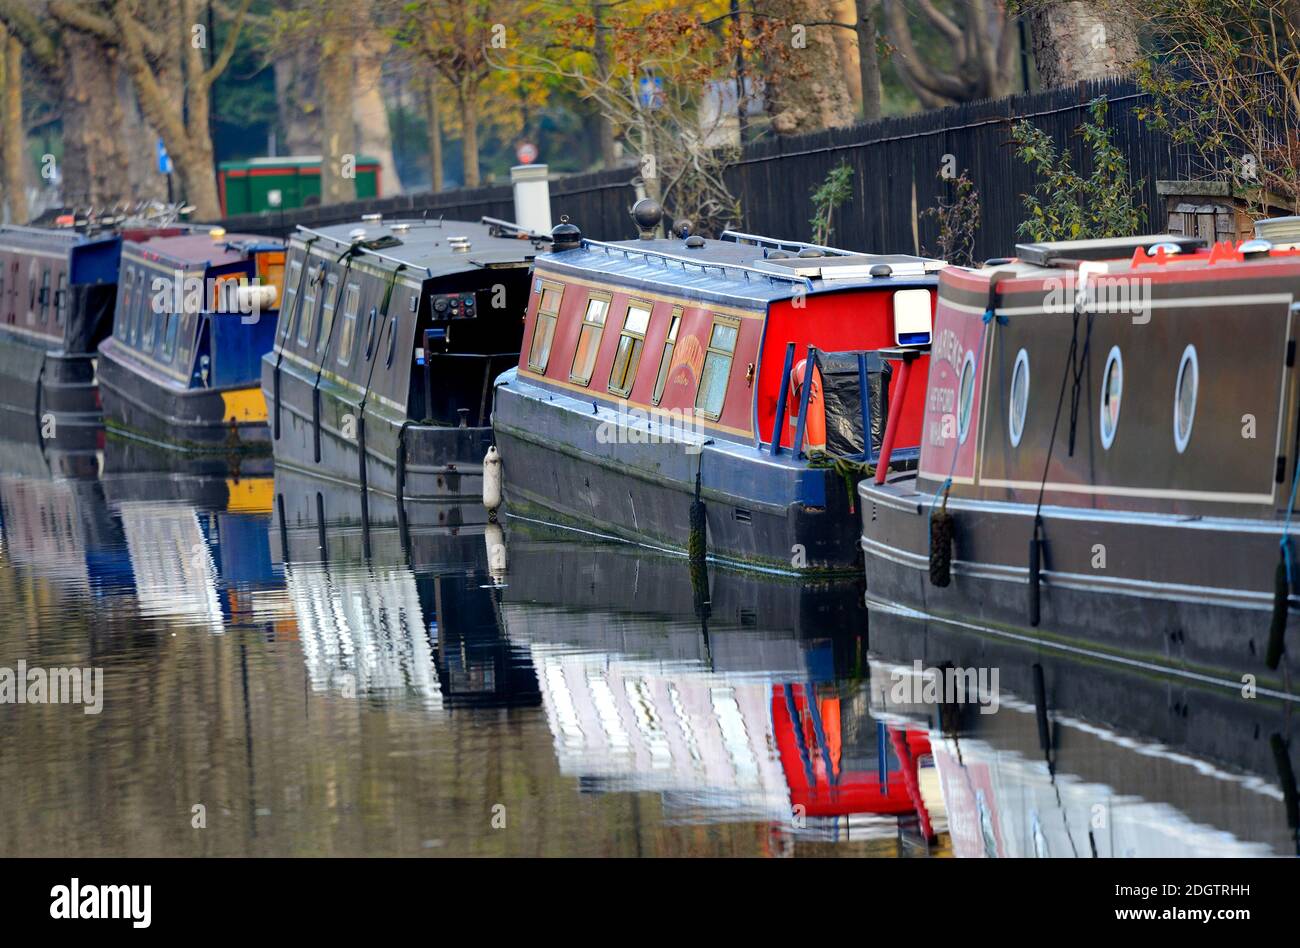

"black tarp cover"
[817,350,890,459]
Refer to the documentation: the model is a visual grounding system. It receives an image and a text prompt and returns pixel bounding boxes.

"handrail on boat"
[294,224,434,277]
[480,217,550,241]
[720,229,857,258]
[579,238,814,289]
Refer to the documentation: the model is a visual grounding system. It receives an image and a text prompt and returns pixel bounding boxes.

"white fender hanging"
[483,445,503,518]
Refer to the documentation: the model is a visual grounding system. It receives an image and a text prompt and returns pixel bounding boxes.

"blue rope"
[982,308,1007,326]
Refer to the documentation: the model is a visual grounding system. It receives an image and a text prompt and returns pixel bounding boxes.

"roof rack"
[480,216,550,241]
[295,223,434,277]
[580,238,813,288]
[720,229,857,258]
[1015,234,1206,266]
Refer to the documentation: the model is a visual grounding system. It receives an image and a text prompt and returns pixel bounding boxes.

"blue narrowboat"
[98,227,284,453]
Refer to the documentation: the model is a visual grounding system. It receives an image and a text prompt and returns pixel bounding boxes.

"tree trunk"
[0,28,26,223]
[755,0,854,134]
[1029,1,1138,87]
[60,31,133,208]
[319,28,357,205]
[831,0,861,112]
[425,73,443,192]
[458,82,480,188]
[592,0,618,167]
[274,46,319,155]
[354,31,401,195]
[856,0,882,122]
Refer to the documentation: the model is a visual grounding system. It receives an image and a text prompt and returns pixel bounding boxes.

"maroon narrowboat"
[860,231,1300,685]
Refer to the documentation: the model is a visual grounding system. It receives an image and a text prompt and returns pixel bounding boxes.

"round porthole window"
[957,351,976,444]
[1174,344,1198,453]
[1100,345,1123,450]
[1009,348,1029,447]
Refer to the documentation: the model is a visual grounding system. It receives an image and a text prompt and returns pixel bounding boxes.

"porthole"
[1099,345,1123,450]
[1009,348,1029,447]
[1173,344,1198,453]
[957,350,976,444]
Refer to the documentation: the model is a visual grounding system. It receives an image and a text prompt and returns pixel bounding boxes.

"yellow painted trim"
[516,366,752,437]
[533,267,766,321]
[221,385,268,424]
[224,477,274,513]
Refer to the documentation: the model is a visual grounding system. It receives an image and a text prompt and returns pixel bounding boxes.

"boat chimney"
[632,199,663,240]
[550,216,582,252]
[511,164,552,235]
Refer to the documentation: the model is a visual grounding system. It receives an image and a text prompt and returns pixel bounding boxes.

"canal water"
[1,432,1297,857]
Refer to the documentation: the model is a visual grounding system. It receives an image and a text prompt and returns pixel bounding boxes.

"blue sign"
[157,139,172,175]
[637,76,664,111]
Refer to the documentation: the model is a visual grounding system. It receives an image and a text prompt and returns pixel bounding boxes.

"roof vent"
[632,198,663,240]
[674,219,692,239]
[390,222,410,235]
[1147,241,1183,255]
[209,226,227,242]
[1240,238,1273,258]
[796,247,822,258]
[348,227,367,241]
[767,249,794,260]
[449,235,471,253]
[361,213,382,224]
[870,264,893,278]
[684,235,705,249]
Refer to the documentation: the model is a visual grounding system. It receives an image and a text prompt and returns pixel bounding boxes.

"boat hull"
[98,337,269,453]
[493,372,865,576]
[859,475,1300,684]
[262,352,490,500]
[0,331,103,451]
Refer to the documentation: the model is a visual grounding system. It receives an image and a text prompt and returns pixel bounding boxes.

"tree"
[36,0,255,219]
[0,24,26,222]
[880,0,1019,107]
[1127,0,1300,212]
[1026,0,1137,87]
[752,0,855,133]
[1011,96,1144,240]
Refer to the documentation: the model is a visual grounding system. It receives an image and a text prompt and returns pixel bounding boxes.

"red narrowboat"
[492,203,943,576]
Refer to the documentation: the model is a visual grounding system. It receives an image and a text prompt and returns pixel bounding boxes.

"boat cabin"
[515,226,942,463]
[110,229,285,390]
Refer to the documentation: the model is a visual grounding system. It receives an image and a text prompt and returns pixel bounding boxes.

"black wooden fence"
[212,76,1212,261]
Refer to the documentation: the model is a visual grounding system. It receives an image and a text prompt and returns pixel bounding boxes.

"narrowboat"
[492,202,943,576]
[0,224,135,451]
[859,232,1300,685]
[262,165,557,501]
[97,228,284,453]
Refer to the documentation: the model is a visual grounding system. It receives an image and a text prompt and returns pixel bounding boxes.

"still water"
[1,433,1297,857]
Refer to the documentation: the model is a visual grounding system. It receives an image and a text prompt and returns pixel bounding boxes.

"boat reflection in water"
[100,436,277,634]
[270,471,538,712]
[496,524,946,851]
[867,601,1300,856]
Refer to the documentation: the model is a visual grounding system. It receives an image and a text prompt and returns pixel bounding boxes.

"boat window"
[651,307,683,406]
[957,351,975,444]
[608,300,652,397]
[161,312,179,362]
[131,268,147,346]
[38,269,50,324]
[177,313,195,372]
[1174,344,1197,453]
[55,273,67,327]
[120,269,135,341]
[363,306,378,361]
[279,259,302,343]
[317,272,339,354]
[336,282,361,366]
[26,260,37,322]
[570,293,610,385]
[297,266,320,347]
[527,280,564,372]
[142,289,160,351]
[1100,345,1122,449]
[1009,348,1029,447]
[385,315,398,367]
[696,317,740,419]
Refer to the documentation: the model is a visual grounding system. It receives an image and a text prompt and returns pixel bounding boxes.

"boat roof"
[0,224,109,253]
[289,218,544,279]
[125,231,283,269]
[537,233,944,308]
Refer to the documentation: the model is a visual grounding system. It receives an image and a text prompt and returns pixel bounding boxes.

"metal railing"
[579,238,814,288]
